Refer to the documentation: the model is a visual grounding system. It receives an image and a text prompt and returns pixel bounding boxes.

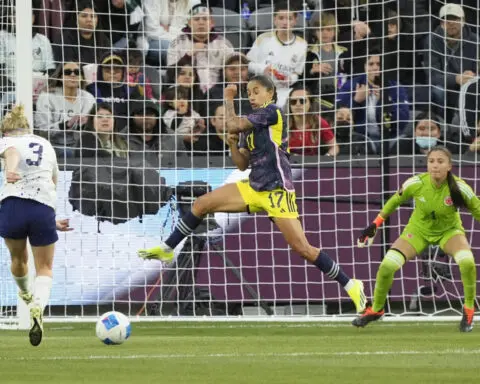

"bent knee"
[454,250,475,270]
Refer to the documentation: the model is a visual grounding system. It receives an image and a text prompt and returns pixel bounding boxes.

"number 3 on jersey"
[26,142,43,166]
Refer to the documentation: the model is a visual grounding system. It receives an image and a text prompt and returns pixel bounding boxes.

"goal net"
[1,0,479,326]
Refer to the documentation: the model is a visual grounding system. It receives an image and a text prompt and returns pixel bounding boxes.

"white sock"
[34,276,53,310]
[161,242,173,252]
[344,279,355,292]
[13,274,30,293]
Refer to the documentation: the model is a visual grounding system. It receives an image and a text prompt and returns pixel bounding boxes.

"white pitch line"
[2,349,480,361]
[132,322,457,330]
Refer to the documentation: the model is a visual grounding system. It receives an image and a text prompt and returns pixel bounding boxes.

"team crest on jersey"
[444,196,453,206]
[407,233,414,239]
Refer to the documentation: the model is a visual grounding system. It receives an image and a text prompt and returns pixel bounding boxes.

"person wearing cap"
[86,52,143,129]
[167,4,234,91]
[143,0,200,66]
[123,98,162,163]
[207,52,252,118]
[423,3,479,122]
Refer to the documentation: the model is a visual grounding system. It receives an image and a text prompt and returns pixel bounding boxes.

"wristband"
[373,215,384,227]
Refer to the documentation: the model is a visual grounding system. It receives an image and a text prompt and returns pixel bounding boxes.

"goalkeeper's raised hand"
[357,215,384,248]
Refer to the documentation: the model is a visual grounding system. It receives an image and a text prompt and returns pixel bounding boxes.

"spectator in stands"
[337,47,409,150]
[334,107,376,156]
[143,0,200,66]
[165,55,205,115]
[304,12,348,103]
[96,0,144,52]
[0,1,55,107]
[127,49,153,99]
[247,1,307,107]
[167,4,233,91]
[207,52,252,117]
[124,98,162,160]
[162,86,206,154]
[391,111,445,155]
[424,3,479,122]
[184,104,230,156]
[338,19,373,78]
[286,86,339,156]
[86,52,142,128]
[34,62,95,158]
[382,8,415,98]
[53,1,110,66]
[76,102,128,158]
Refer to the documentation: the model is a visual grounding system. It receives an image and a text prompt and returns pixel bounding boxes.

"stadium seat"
[211,7,251,52]
[247,6,307,40]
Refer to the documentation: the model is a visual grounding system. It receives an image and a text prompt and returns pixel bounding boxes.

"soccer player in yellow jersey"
[353,147,479,332]
[138,76,366,313]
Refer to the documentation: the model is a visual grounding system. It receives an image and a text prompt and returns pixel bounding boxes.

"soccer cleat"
[29,306,43,347]
[18,291,33,305]
[352,306,385,328]
[137,246,174,262]
[459,306,474,333]
[346,279,367,313]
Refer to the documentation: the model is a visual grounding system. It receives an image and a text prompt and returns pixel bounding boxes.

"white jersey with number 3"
[0,134,58,209]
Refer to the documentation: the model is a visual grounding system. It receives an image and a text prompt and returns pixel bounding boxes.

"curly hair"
[1,104,31,134]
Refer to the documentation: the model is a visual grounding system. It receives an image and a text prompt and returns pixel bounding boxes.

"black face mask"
[335,121,352,142]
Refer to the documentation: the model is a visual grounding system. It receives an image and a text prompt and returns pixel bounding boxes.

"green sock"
[454,250,476,309]
[372,249,405,312]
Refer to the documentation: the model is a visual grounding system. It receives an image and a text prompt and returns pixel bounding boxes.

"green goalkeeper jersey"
[382,173,480,235]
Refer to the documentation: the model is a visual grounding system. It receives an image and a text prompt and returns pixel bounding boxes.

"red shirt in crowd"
[289,117,335,155]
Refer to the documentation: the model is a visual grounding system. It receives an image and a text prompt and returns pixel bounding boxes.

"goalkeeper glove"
[357,215,384,248]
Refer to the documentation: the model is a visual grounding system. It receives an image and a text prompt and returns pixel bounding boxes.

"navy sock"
[165,211,203,249]
[313,250,350,287]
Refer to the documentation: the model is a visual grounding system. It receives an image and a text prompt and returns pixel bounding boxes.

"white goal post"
[1,0,479,328]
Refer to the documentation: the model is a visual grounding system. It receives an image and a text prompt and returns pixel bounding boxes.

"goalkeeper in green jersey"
[353,147,479,332]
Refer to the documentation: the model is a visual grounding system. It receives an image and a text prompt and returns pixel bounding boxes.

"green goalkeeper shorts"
[400,224,465,255]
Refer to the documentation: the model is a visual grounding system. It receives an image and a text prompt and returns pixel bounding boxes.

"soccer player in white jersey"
[247,1,307,107]
[0,105,72,346]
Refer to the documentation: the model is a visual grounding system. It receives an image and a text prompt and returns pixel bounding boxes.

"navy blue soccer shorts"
[0,197,58,246]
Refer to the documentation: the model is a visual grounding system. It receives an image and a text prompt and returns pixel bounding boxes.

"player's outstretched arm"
[458,179,480,222]
[358,176,419,247]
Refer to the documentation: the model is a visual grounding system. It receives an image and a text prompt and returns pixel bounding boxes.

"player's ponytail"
[1,104,31,135]
[249,75,278,103]
[446,171,466,209]
[428,146,466,209]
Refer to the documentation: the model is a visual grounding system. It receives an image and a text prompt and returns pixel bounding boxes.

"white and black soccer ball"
[96,311,131,345]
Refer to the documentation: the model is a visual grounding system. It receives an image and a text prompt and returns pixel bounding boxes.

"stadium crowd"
[0,0,480,162]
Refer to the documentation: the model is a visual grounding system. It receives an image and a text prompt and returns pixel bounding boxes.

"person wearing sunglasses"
[286,86,339,157]
[35,62,95,158]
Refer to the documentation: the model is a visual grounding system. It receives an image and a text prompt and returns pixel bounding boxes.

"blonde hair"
[1,104,31,134]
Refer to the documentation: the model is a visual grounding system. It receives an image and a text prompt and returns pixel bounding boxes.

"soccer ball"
[95,311,131,345]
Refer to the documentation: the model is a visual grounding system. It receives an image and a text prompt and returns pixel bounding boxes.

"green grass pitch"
[1,321,479,384]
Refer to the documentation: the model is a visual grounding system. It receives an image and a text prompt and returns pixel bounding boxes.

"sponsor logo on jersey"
[444,196,453,206]
[406,233,413,238]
